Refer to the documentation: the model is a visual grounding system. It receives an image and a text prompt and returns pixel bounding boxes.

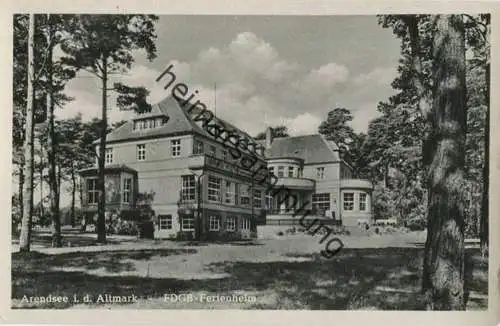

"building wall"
[303,162,341,218]
[267,159,303,178]
[340,189,372,226]
[102,133,265,239]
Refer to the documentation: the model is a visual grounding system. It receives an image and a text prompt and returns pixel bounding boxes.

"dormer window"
[133,117,167,131]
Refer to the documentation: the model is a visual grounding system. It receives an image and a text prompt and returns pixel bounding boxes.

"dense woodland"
[13,14,489,310]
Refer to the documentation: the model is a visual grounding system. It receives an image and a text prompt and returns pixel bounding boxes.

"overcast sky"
[56,15,401,136]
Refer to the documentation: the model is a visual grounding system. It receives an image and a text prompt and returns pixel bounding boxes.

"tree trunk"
[422,14,467,310]
[71,162,76,227]
[18,161,24,228]
[480,60,489,256]
[19,13,35,252]
[39,144,44,220]
[97,55,108,243]
[79,175,85,232]
[46,14,62,247]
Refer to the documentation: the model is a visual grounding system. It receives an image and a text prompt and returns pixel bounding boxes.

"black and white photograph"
[7,7,495,316]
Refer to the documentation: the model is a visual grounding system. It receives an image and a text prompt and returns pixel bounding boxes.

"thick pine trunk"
[39,144,44,219]
[46,15,62,247]
[480,61,489,256]
[18,161,24,232]
[71,162,76,227]
[19,13,35,252]
[79,176,85,231]
[97,56,108,243]
[422,14,467,310]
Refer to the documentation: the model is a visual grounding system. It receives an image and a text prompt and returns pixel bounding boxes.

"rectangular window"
[171,139,181,157]
[209,216,220,231]
[181,175,196,201]
[268,167,274,176]
[312,193,330,214]
[288,166,294,177]
[317,167,325,179]
[253,189,262,208]
[240,218,251,230]
[265,195,274,211]
[123,178,132,203]
[158,215,172,230]
[343,192,354,211]
[209,145,216,157]
[193,139,204,155]
[239,184,250,206]
[87,178,98,204]
[137,144,146,161]
[208,175,222,202]
[224,181,234,204]
[224,217,236,231]
[222,150,228,161]
[359,193,367,211]
[277,166,284,177]
[181,216,195,231]
[105,148,113,164]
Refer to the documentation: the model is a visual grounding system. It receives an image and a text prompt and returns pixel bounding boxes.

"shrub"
[276,231,284,236]
[385,226,396,234]
[115,219,138,236]
[137,221,155,239]
[176,231,194,241]
[406,218,426,231]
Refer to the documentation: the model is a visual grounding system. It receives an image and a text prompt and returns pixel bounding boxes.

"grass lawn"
[11,231,488,310]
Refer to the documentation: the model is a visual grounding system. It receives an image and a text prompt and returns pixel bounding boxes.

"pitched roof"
[103,96,264,158]
[257,134,340,164]
[104,96,195,144]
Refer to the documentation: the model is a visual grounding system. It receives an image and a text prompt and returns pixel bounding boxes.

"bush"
[137,221,155,239]
[176,231,194,241]
[406,218,426,231]
[114,219,138,236]
[276,231,284,236]
[385,226,396,234]
[204,230,242,241]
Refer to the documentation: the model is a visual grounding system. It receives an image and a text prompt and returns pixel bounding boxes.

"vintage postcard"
[2,0,500,325]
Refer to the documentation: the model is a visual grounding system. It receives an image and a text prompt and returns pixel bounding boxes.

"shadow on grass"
[12,230,126,248]
[11,247,488,310]
[12,248,197,274]
[181,240,264,247]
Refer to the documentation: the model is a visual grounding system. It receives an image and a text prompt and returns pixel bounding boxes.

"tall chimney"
[265,127,273,149]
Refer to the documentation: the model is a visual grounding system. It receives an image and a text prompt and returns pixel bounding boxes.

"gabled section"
[257,134,341,164]
[102,96,197,144]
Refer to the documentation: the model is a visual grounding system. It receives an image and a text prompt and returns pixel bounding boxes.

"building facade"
[80,96,267,240]
[79,96,373,240]
[260,128,373,227]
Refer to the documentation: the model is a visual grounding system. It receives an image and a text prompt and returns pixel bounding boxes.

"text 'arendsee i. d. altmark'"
[155,64,344,259]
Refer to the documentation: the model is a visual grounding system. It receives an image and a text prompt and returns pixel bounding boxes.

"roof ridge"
[166,96,198,133]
